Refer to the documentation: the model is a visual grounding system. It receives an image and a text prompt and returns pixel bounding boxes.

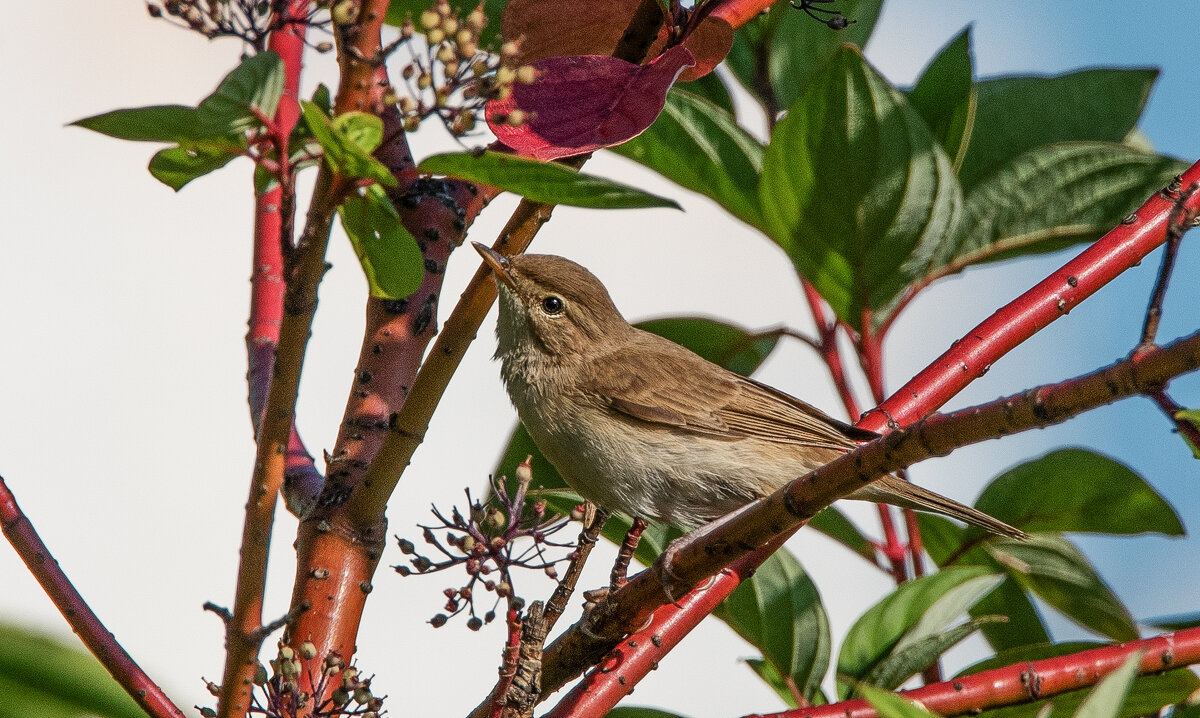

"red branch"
[248,0,322,510]
[545,160,1200,717]
[753,627,1200,718]
[0,476,185,718]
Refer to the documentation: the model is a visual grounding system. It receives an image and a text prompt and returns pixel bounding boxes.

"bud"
[332,0,359,25]
[315,41,333,53]
[471,60,490,76]
[486,507,507,530]
[501,41,520,59]
[430,613,449,627]
[545,565,558,579]
[332,688,351,708]
[279,646,295,660]
[299,641,317,659]
[419,9,439,29]
[427,27,445,44]
[354,687,373,704]
[466,7,486,31]
[445,60,460,77]
[505,109,527,126]
[441,16,458,34]
[254,663,269,686]
[200,709,217,718]
[467,616,483,631]
[398,538,415,554]
[404,116,421,132]
[484,610,497,623]
[496,66,516,86]
[401,17,415,38]
[516,65,537,84]
[437,43,455,64]
[457,40,478,60]
[413,556,432,571]
[496,581,512,597]
[382,89,399,106]
[146,3,163,18]
[570,504,586,521]
[206,681,220,696]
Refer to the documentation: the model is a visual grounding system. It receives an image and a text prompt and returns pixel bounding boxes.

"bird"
[473,243,1025,539]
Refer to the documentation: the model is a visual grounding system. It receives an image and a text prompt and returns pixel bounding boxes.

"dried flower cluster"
[393,0,537,136]
[394,458,576,628]
[199,643,385,718]
[145,0,332,51]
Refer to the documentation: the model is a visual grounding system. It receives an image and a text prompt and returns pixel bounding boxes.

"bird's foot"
[609,517,648,592]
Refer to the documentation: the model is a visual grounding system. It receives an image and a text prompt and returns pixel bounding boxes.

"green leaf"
[196,50,285,134]
[333,112,385,155]
[714,549,831,702]
[958,68,1158,190]
[837,566,997,697]
[148,143,240,190]
[858,684,940,718]
[0,622,148,718]
[632,317,778,377]
[726,0,884,113]
[911,143,1186,281]
[1074,652,1141,718]
[969,448,1184,538]
[958,642,1197,718]
[311,83,333,117]
[300,102,397,187]
[1142,611,1200,631]
[864,616,1002,692]
[986,535,1138,642]
[807,506,878,565]
[745,658,800,709]
[1176,409,1200,458]
[418,151,679,209]
[71,105,203,143]
[907,27,975,169]
[681,71,735,116]
[611,88,764,228]
[337,184,423,299]
[760,46,962,330]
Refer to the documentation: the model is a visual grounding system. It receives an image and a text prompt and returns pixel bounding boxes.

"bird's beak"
[472,242,516,290]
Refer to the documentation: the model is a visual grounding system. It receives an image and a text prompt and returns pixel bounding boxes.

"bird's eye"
[541,295,565,315]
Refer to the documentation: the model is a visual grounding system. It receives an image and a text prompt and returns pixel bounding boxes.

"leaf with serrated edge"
[419,151,679,209]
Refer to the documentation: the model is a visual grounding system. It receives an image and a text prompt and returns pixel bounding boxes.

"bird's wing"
[582,332,874,452]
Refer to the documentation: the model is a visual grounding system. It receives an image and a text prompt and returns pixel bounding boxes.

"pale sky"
[1,2,1197,717]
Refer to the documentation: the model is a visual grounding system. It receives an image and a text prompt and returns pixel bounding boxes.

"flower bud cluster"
[393,457,574,628]
[147,0,299,46]
[197,643,387,718]
[393,0,537,136]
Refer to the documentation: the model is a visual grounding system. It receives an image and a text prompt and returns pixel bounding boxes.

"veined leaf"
[714,549,831,702]
[837,566,997,697]
[71,105,203,143]
[418,151,680,209]
[985,535,1137,642]
[337,184,422,299]
[907,27,975,169]
[958,68,1158,190]
[148,143,240,191]
[910,143,1186,282]
[300,101,397,187]
[611,88,763,228]
[196,50,285,134]
[969,448,1183,539]
[864,616,1002,692]
[726,0,883,113]
[760,46,962,330]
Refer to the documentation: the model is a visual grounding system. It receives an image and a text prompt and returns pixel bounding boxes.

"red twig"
[0,476,185,718]
[492,608,524,718]
[752,627,1200,718]
[542,159,1200,718]
[1138,180,1197,349]
[1149,390,1200,453]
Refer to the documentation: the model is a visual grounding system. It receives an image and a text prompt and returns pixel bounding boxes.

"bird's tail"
[849,474,1028,540]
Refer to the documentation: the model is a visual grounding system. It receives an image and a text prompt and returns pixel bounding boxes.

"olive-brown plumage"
[475,244,1024,538]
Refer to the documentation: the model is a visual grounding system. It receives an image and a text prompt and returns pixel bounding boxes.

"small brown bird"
[474,244,1024,539]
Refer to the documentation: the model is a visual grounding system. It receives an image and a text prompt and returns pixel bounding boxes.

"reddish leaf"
[501,0,661,67]
[678,16,732,81]
[486,44,696,161]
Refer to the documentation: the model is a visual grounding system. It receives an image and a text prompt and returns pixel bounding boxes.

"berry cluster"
[394,458,575,628]
[393,0,537,136]
[145,0,332,51]
[199,643,386,718]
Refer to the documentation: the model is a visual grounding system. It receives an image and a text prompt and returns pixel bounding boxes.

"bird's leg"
[657,500,765,605]
[609,517,648,592]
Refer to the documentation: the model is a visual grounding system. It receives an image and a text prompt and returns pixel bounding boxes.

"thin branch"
[762,626,1200,718]
[544,507,608,632]
[1139,180,1198,349]
[1149,390,1200,454]
[0,475,185,718]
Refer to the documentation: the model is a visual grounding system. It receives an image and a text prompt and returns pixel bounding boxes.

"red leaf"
[486,44,696,161]
[501,0,660,67]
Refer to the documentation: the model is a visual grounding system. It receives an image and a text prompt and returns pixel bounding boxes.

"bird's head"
[473,243,631,360]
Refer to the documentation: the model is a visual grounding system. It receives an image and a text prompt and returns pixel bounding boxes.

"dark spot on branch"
[381,298,408,314]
